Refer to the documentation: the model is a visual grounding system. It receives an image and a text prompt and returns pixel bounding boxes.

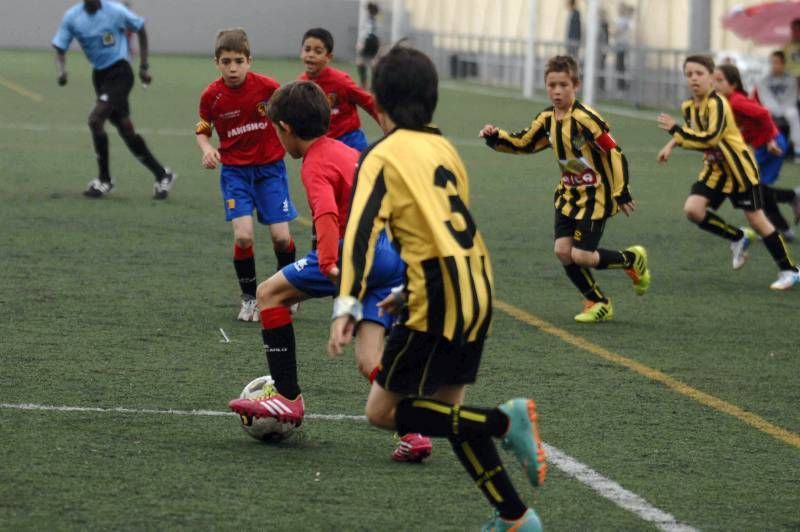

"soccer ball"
[237,375,296,442]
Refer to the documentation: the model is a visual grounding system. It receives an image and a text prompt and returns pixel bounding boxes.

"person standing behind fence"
[613,3,634,91]
[356,2,381,88]
[754,51,800,160]
[566,0,581,59]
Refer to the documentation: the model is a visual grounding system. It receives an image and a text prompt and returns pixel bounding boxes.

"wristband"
[332,296,363,322]
[390,284,407,308]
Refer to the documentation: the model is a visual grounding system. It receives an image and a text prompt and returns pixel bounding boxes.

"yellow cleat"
[624,245,650,296]
[574,299,613,323]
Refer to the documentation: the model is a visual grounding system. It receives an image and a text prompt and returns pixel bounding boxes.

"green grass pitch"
[1,50,799,530]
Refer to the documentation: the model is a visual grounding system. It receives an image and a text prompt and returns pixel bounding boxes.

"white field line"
[1,401,697,531]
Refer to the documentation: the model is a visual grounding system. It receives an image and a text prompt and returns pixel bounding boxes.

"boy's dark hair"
[684,54,714,73]
[716,64,746,95]
[372,46,438,129]
[367,2,379,16]
[792,18,800,28]
[544,55,580,83]
[772,50,786,63]
[267,81,330,141]
[215,28,250,59]
[302,27,334,54]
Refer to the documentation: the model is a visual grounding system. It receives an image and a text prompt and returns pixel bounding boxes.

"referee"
[52,0,175,199]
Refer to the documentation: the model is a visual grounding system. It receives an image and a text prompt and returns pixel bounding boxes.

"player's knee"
[570,248,593,267]
[272,234,291,251]
[683,205,704,223]
[234,236,254,250]
[255,279,276,306]
[87,113,105,134]
[554,247,572,264]
[364,401,393,429]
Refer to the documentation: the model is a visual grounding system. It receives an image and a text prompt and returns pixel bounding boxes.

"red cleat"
[392,433,432,462]
[228,393,305,427]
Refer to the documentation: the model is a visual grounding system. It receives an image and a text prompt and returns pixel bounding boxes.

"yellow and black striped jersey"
[338,127,493,344]
[671,90,760,193]
[486,100,632,221]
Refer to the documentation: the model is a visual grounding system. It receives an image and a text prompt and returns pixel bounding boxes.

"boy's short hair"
[302,27,334,54]
[684,54,714,73]
[372,46,438,129]
[215,28,250,59]
[544,55,580,83]
[792,18,800,28]
[267,81,330,141]
[772,50,787,63]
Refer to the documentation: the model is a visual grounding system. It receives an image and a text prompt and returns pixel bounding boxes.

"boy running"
[480,55,649,323]
[225,81,428,460]
[195,29,297,321]
[329,46,546,531]
[52,0,175,199]
[657,55,800,290]
[299,27,380,152]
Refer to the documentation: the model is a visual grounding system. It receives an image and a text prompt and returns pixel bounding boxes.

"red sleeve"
[732,93,779,138]
[343,73,380,123]
[302,160,339,221]
[315,213,340,275]
[196,89,213,136]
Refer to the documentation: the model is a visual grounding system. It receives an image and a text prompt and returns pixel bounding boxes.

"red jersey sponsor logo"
[559,158,598,187]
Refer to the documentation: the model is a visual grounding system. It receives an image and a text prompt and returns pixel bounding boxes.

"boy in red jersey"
[299,27,380,152]
[226,81,429,460]
[196,29,297,321]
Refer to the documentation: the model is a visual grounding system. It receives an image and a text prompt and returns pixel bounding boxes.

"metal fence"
[406,30,763,109]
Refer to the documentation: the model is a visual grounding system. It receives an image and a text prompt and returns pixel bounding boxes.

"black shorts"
[92,60,134,120]
[554,211,606,251]
[690,181,763,211]
[375,326,484,396]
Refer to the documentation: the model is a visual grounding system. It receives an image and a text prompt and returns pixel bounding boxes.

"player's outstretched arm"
[136,26,151,85]
[53,47,67,86]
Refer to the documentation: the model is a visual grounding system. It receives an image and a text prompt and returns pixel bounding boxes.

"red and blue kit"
[299,67,379,140]
[281,136,403,328]
[197,72,285,166]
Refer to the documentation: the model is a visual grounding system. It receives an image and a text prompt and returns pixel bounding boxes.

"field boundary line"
[494,299,800,449]
[0,77,44,102]
[0,402,696,531]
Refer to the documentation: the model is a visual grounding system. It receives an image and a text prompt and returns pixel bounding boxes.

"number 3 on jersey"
[434,166,476,249]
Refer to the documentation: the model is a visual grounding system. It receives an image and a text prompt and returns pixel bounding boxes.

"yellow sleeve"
[671,94,726,149]
[485,112,550,154]
[337,152,390,304]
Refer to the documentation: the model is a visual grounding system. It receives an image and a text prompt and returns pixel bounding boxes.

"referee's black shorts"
[92,60,134,120]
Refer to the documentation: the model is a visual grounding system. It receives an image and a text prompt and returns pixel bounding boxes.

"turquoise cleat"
[498,398,547,487]
[482,508,543,532]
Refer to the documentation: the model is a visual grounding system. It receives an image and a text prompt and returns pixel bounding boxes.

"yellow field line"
[0,77,44,103]
[494,299,800,449]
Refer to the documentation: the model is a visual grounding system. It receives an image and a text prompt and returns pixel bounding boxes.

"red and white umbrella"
[722,1,800,45]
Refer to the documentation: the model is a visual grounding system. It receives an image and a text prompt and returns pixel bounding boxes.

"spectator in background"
[782,19,800,81]
[613,3,634,91]
[754,51,800,160]
[598,8,609,90]
[566,0,581,59]
[356,2,380,88]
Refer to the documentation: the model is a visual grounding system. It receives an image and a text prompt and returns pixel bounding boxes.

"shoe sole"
[502,399,548,487]
[574,306,613,323]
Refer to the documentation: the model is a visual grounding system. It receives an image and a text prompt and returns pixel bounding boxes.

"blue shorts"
[755,132,787,186]
[220,161,298,224]
[282,232,404,329]
[337,129,369,152]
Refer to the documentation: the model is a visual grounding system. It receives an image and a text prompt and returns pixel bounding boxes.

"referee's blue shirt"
[52,1,144,71]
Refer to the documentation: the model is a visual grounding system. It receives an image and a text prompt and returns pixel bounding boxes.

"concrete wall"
[1,0,362,60]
